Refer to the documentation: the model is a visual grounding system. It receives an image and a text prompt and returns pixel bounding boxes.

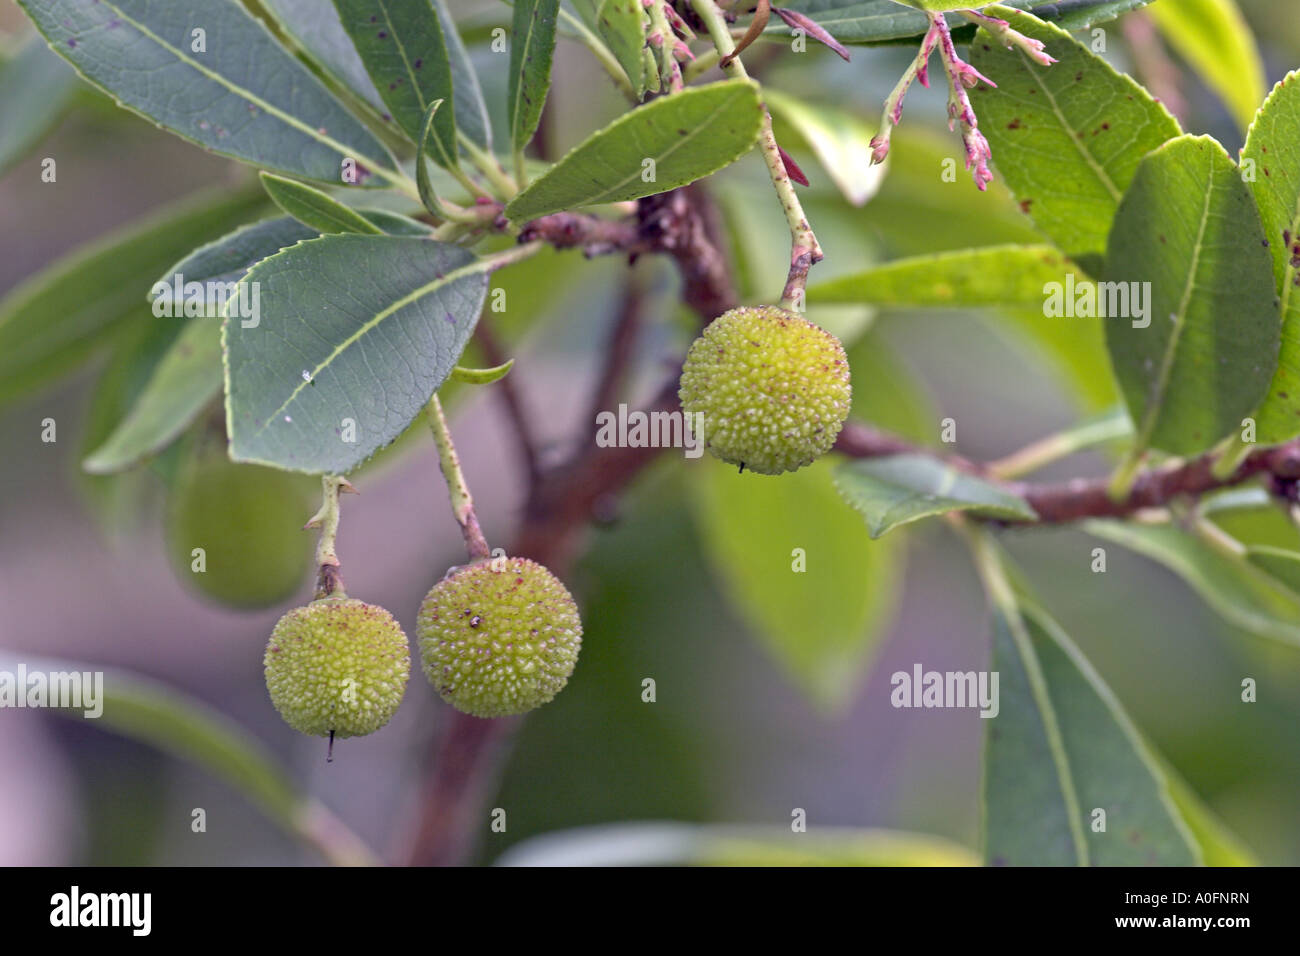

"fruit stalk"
[425,393,492,561]
[304,474,355,599]
[689,0,822,308]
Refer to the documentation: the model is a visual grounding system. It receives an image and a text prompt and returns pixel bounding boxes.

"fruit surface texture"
[679,306,851,475]
[418,558,583,718]
[264,598,410,737]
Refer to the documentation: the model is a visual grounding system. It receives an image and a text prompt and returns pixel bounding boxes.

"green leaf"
[451,360,514,384]
[808,244,1072,307]
[224,235,492,474]
[762,0,1157,45]
[834,455,1037,538]
[595,0,647,100]
[0,189,267,408]
[261,0,385,114]
[982,581,1200,865]
[1160,762,1258,866]
[0,33,80,176]
[506,79,764,222]
[1104,134,1280,458]
[17,0,401,188]
[1241,71,1300,444]
[83,320,222,474]
[331,0,458,168]
[0,651,374,865]
[497,823,979,866]
[260,172,384,235]
[969,8,1181,268]
[508,0,561,154]
[1148,0,1265,133]
[764,89,885,207]
[691,457,903,712]
[1084,519,1300,645]
[434,0,492,150]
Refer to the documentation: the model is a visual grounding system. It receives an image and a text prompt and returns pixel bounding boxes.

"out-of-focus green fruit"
[166,448,314,609]
[265,597,411,737]
[678,305,851,475]
[417,557,583,718]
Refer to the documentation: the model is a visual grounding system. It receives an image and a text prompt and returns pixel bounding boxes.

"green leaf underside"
[764,88,885,207]
[596,0,647,99]
[0,33,81,177]
[434,0,492,150]
[17,0,397,186]
[506,79,764,221]
[808,244,1072,307]
[332,0,458,168]
[0,189,267,407]
[761,0,1156,45]
[692,458,903,712]
[261,0,385,114]
[984,592,1200,865]
[1104,135,1280,457]
[224,235,491,474]
[1242,71,1300,443]
[83,320,222,474]
[970,9,1181,268]
[451,360,514,384]
[1085,519,1300,645]
[1148,0,1265,134]
[509,0,561,153]
[834,454,1037,538]
[261,172,383,235]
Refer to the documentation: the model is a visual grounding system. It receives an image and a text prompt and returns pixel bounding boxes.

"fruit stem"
[425,393,493,561]
[689,0,822,308]
[305,475,354,599]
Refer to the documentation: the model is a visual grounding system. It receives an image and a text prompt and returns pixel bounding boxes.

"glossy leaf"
[434,0,492,150]
[0,33,80,176]
[983,587,1200,865]
[1241,72,1300,444]
[260,172,383,235]
[764,89,885,207]
[0,189,267,407]
[508,0,561,154]
[1148,0,1265,133]
[691,457,904,712]
[1104,135,1280,457]
[969,8,1181,268]
[261,0,385,114]
[506,79,763,221]
[17,0,400,187]
[835,454,1037,538]
[83,319,222,474]
[224,235,492,474]
[1084,520,1300,645]
[596,0,647,100]
[808,244,1072,307]
[331,0,458,167]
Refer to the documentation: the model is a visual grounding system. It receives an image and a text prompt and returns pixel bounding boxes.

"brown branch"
[834,420,1300,525]
[473,319,541,487]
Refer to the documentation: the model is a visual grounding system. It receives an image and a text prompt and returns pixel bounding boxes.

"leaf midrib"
[1136,151,1215,449]
[94,0,397,185]
[238,248,489,438]
[510,0,549,144]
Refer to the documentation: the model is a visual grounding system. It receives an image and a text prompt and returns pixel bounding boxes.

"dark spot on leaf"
[1020,199,1033,214]
[67,38,77,47]
[1007,118,1021,130]
[377,30,387,39]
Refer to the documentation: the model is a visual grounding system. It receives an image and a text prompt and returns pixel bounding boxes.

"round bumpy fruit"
[166,449,314,609]
[264,598,410,738]
[417,558,583,718]
[678,306,851,475]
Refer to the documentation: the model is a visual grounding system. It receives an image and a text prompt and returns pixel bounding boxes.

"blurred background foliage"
[0,0,1296,865]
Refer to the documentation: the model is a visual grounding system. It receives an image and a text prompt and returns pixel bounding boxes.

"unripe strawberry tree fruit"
[5,0,1296,873]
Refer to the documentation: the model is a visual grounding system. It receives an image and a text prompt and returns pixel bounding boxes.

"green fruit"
[264,598,411,738]
[417,558,583,718]
[166,448,314,609]
[678,306,851,475]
